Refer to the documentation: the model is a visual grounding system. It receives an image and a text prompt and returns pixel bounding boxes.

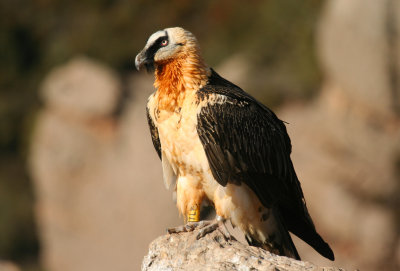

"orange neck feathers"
[154,48,209,112]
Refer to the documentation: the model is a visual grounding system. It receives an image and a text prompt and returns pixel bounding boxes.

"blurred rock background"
[1,0,399,271]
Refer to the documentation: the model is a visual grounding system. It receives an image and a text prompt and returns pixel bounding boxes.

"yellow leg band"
[187,204,200,222]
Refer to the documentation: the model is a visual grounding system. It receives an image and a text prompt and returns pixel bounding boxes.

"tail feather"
[286,211,335,261]
[284,232,301,260]
[297,228,335,261]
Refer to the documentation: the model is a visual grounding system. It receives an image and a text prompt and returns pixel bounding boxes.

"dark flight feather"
[146,107,161,159]
[196,69,334,261]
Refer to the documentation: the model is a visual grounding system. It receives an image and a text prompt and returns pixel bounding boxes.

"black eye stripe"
[145,35,169,60]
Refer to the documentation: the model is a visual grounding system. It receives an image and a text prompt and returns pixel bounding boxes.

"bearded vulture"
[135,27,334,261]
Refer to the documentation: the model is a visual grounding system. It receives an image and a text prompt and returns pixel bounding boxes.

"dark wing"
[197,69,334,260]
[146,106,161,159]
[197,87,298,207]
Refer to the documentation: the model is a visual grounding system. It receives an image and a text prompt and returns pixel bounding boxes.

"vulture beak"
[135,49,155,72]
[135,50,145,71]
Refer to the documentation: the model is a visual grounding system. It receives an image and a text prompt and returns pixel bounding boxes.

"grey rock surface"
[142,229,345,271]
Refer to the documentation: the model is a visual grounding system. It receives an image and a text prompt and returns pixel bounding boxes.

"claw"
[167,215,235,241]
[167,225,186,234]
[167,220,208,234]
[196,222,219,239]
[217,216,234,241]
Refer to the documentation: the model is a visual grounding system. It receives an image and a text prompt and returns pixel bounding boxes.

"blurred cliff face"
[29,57,182,271]
[3,1,400,271]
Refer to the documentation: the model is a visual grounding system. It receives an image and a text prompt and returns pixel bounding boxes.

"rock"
[40,56,121,118]
[142,229,345,271]
[318,0,398,118]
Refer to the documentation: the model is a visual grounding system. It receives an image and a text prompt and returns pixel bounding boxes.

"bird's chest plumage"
[149,91,210,179]
[147,89,269,241]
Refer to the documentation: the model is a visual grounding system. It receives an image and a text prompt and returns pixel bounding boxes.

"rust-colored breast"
[154,58,186,112]
[154,53,209,113]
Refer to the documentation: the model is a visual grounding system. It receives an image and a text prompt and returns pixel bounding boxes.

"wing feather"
[196,69,334,260]
[146,106,161,159]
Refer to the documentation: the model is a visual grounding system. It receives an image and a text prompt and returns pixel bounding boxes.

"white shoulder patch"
[162,152,177,190]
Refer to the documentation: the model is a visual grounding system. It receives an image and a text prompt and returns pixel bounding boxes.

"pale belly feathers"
[147,90,274,243]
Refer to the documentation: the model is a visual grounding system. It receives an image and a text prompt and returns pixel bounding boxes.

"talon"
[168,221,209,234]
[194,215,234,240]
[216,215,234,240]
[167,225,186,234]
[196,223,219,239]
[167,215,233,240]
[185,223,196,231]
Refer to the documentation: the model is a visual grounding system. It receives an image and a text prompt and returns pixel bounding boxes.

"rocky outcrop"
[142,229,345,271]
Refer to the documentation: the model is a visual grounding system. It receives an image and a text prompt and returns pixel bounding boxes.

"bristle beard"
[145,62,155,73]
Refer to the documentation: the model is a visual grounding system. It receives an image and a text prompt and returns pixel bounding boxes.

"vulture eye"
[161,39,168,46]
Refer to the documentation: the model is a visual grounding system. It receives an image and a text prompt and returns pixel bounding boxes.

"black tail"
[295,226,335,261]
[286,210,335,261]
